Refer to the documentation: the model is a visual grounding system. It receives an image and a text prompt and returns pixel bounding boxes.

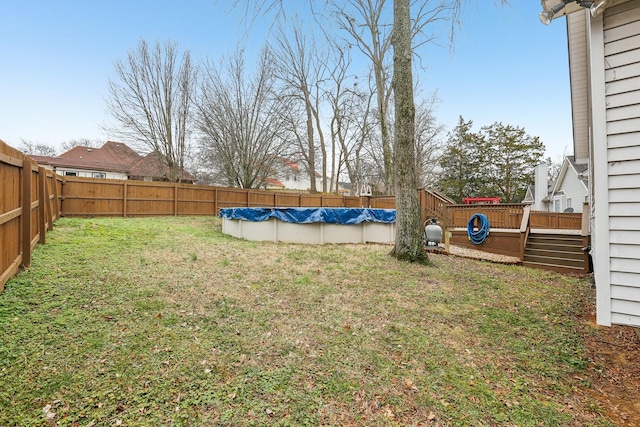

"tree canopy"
[196,48,293,188]
[437,117,545,203]
[105,40,197,182]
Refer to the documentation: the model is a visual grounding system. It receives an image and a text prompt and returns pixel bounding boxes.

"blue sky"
[0,1,571,160]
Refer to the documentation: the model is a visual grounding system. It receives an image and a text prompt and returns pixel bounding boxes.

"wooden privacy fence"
[0,140,62,291]
[1,154,398,289]
[60,181,586,265]
[61,177,396,217]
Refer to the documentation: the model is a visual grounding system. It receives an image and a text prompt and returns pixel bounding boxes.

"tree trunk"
[391,0,428,264]
[376,69,393,194]
[312,96,327,193]
[304,92,317,194]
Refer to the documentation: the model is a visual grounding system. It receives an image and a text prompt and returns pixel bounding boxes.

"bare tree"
[196,48,293,188]
[545,148,567,185]
[105,39,197,182]
[326,45,355,192]
[327,61,376,195]
[392,0,427,262]
[19,139,57,157]
[330,0,455,194]
[331,0,394,193]
[271,24,329,193]
[60,138,102,152]
[226,0,508,261]
[391,0,507,261]
[414,94,445,188]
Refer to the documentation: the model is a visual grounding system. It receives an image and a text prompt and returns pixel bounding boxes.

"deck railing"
[445,203,525,229]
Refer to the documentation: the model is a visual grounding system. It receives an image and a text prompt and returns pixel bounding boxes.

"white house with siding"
[264,158,345,193]
[523,157,588,212]
[548,156,589,213]
[541,0,640,328]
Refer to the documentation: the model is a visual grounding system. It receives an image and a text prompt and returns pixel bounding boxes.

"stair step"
[527,232,582,238]
[526,242,583,251]
[523,254,585,268]
[524,248,584,260]
[527,236,583,244]
[522,261,587,274]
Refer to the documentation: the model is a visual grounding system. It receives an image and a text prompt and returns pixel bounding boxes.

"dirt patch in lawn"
[446,245,640,426]
[577,296,640,426]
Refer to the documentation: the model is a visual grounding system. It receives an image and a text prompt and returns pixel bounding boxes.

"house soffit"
[540,0,630,23]
[540,0,584,20]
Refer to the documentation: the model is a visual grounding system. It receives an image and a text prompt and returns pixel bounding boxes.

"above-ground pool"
[219,207,396,244]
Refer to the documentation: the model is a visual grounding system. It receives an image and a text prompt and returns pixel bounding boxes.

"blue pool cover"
[218,207,396,224]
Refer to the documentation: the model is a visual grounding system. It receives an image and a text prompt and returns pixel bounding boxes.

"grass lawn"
[0,216,615,426]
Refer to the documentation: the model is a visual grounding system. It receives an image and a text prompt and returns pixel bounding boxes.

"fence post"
[519,205,531,262]
[419,189,427,226]
[442,203,449,231]
[37,167,47,244]
[44,171,53,230]
[21,157,32,268]
[52,173,60,219]
[213,187,218,215]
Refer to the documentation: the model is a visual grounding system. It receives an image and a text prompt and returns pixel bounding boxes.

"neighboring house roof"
[32,141,142,173]
[541,180,557,202]
[32,141,195,183]
[522,185,534,204]
[264,178,285,188]
[129,151,196,183]
[275,158,323,178]
[283,159,299,172]
[30,154,107,171]
[59,141,142,172]
[550,155,589,195]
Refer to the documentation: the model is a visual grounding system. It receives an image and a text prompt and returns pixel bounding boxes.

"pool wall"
[220,207,396,244]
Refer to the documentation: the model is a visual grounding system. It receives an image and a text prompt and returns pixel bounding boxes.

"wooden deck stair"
[523,231,589,274]
[422,189,455,223]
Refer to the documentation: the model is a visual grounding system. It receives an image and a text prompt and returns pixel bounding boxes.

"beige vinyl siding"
[53,167,128,180]
[568,11,590,163]
[603,1,640,327]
